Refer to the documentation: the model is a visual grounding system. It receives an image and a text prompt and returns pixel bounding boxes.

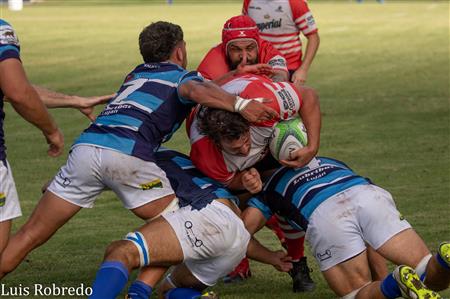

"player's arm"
[226,168,262,194]
[291,32,320,86]
[271,69,289,83]
[243,207,292,272]
[281,86,321,168]
[0,59,63,157]
[32,85,114,121]
[178,80,279,123]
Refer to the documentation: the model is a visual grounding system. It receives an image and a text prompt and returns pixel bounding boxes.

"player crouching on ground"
[89,149,292,299]
[242,157,450,299]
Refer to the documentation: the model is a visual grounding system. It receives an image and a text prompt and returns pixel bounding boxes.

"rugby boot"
[438,241,450,268]
[289,257,315,292]
[222,258,251,283]
[393,265,441,299]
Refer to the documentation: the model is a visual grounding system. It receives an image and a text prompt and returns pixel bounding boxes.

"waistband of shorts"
[210,200,241,219]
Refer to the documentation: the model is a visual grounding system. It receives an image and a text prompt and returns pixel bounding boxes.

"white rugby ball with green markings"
[269,118,308,161]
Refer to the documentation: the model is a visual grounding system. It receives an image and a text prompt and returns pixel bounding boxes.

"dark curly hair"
[197,107,250,145]
[139,21,184,63]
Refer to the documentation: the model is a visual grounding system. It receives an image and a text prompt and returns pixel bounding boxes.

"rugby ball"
[269,118,307,161]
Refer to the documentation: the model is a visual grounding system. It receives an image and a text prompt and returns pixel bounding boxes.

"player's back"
[155,148,238,210]
[250,157,371,230]
[75,62,201,162]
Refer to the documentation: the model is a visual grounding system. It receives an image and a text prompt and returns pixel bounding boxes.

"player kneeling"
[243,157,450,299]
[89,149,291,299]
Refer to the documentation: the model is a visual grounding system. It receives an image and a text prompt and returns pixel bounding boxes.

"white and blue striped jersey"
[248,157,372,231]
[74,62,203,162]
[0,19,21,161]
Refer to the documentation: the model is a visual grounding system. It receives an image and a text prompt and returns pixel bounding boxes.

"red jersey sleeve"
[258,40,288,73]
[189,137,235,183]
[290,0,318,36]
[197,45,231,80]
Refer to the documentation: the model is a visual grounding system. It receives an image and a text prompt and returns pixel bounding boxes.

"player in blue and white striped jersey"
[244,157,449,299]
[0,21,278,279]
[89,149,292,299]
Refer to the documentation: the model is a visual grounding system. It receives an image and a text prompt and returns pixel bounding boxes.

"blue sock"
[89,261,129,299]
[165,287,202,299]
[380,273,401,299]
[127,280,153,299]
[436,253,450,271]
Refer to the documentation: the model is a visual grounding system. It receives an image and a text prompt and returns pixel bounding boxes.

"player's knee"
[122,231,151,268]
[104,240,139,268]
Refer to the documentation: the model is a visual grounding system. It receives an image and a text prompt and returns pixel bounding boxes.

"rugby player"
[89,149,292,299]
[0,19,110,260]
[188,73,320,290]
[197,15,289,82]
[243,0,320,85]
[0,21,277,279]
[243,157,450,299]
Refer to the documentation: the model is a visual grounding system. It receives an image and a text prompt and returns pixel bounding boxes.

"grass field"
[0,1,449,298]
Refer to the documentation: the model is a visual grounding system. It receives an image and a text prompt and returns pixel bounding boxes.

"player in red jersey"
[187,73,321,291]
[197,15,289,83]
[243,0,320,86]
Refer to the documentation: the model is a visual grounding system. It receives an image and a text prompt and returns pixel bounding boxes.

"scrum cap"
[222,15,259,54]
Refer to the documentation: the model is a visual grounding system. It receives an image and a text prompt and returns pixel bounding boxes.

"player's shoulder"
[0,19,20,48]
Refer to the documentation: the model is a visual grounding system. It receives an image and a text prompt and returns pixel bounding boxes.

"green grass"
[1,1,449,298]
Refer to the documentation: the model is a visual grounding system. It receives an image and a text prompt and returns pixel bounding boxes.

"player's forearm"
[32,85,81,108]
[246,237,276,265]
[299,33,320,72]
[10,85,59,135]
[271,70,289,82]
[299,87,321,153]
[180,80,236,112]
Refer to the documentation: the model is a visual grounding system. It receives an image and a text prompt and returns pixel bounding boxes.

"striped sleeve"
[177,71,204,104]
[0,19,20,62]
[290,0,318,36]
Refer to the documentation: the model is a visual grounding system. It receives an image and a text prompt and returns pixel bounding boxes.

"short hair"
[197,108,250,145]
[139,21,184,63]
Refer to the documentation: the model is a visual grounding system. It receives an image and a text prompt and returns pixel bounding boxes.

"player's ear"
[175,44,184,64]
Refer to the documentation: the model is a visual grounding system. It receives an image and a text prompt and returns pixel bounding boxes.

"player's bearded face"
[227,40,258,70]
[219,131,251,156]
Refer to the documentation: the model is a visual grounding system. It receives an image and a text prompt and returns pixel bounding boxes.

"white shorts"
[0,159,21,222]
[163,201,250,286]
[306,184,411,271]
[47,145,174,209]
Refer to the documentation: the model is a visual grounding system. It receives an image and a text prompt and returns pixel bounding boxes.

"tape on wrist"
[234,96,251,113]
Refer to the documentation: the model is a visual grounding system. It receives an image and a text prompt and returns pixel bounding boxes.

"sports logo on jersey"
[264,14,270,19]
[317,249,332,262]
[268,56,287,69]
[0,192,5,207]
[249,5,261,10]
[0,25,19,46]
[140,179,163,190]
[256,19,282,31]
[275,6,283,13]
[306,15,316,27]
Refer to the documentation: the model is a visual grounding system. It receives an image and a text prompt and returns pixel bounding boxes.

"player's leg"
[0,145,104,278]
[90,216,183,299]
[367,245,389,280]
[0,159,22,256]
[425,242,450,291]
[127,266,168,299]
[159,264,216,299]
[0,191,82,277]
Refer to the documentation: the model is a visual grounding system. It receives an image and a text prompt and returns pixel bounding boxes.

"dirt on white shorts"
[163,200,250,286]
[47,145,174,209]
[306,184,411,271]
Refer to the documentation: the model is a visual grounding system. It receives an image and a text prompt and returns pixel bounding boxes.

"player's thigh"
[101,150,174,216]
[159,263,208,297]
[322,250,372,297]
[136,216,184,265]
[376,228,430,268]
[0,220,11,253]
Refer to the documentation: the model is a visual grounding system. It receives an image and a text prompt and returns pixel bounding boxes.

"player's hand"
[77,93,115,121]
[239,99,279,123]
[291,67,308,86]
[280,145,317,168]
[237,63,274,77]
[270,250,293,272]
[44,128,64,157]
[241,168,262,194]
